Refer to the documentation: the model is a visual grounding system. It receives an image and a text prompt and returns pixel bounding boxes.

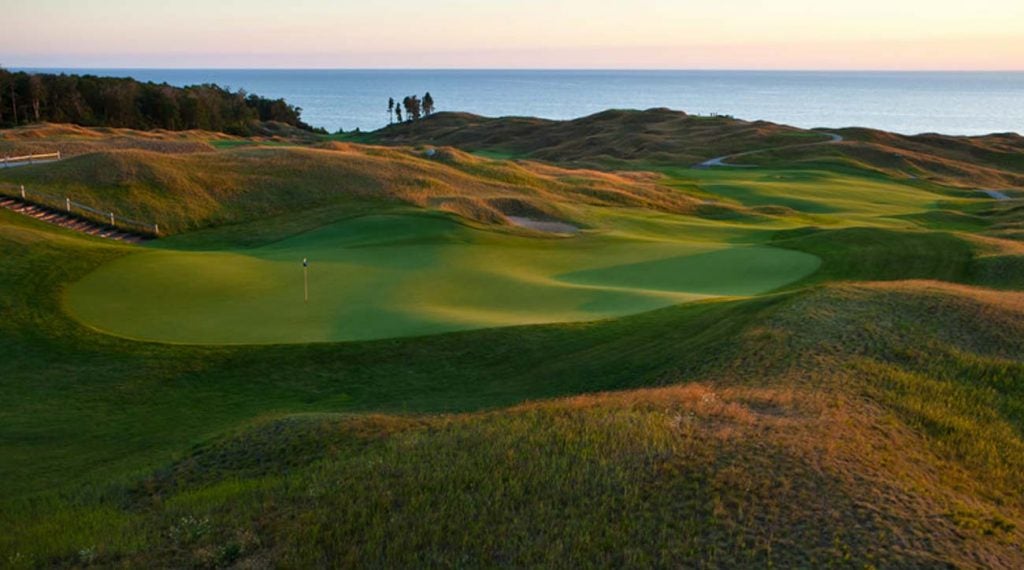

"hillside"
[0,138,710,234]
[1,118,1023,567]
[2,214,1024,566]
[369,108,829,167]
[0,121,323,159]
[757,127,1024,191]
[370,109,1024,192]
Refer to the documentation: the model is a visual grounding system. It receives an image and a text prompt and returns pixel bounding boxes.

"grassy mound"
[0,142,703,234]
[756,128,1024,191]
[368,109,1024,194]
[64,382,1017,568]
[4,119,1024,567]
[0,122,222,157]
[368,108,827,167]
[5,213,1023,566]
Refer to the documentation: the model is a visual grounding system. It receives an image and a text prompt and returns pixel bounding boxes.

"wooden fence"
[0,183,160,236]
[1,152,62,168]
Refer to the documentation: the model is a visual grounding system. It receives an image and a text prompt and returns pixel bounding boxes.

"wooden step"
[0,195,151,243]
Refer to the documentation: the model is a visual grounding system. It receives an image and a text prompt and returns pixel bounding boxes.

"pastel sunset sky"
[4,0,1023,69]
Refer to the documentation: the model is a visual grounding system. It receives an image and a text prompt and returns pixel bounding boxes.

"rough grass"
[754,128,1024,191]
[4,206,1024,566]
[369,108,827,168]
[0,121,326,158]
[4,120,1024,567]
[0,142,703,234]
[0,122,223,157]
[369,109,1024,194]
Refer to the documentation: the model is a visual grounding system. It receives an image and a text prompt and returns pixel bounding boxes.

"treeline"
[0,68,325,135]
[388,92,435,124]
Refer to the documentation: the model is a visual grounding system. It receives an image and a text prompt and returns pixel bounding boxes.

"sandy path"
[980,189,1011,201]
[695,132,844,169]
[507,216,579,234]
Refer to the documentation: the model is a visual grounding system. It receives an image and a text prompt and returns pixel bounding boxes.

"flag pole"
[303,258,309,303]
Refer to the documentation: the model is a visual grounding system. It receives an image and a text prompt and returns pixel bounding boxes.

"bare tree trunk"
[10,84,17,125]
[32,98,40,121]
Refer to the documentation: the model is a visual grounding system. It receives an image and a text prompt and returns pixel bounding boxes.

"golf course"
[3,109,1024,567]
[65,211,820,344]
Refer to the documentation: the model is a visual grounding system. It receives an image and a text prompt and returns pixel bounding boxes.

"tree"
[8,74,17,125]
[423,92,434,116]
[394,103,402,123]
[402,95,422,122]
[0,67,7,124]
[27,74,46,122]
[0,71,323,133]
[388,97,395,125]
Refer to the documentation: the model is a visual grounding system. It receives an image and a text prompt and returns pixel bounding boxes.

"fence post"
[20,185,26,200]
[66,197,71,212]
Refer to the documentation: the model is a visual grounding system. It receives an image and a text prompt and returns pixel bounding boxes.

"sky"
[3,0,1023,70]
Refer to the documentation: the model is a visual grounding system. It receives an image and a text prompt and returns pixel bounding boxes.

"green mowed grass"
[6,155,1024,566]
[64,212,820,344]
[5,209,1024,567]
[678,168,954,225]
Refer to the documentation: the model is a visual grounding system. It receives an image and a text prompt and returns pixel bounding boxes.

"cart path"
[695,132,844,169]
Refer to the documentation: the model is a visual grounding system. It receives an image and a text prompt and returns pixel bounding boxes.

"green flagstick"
[303,257,309,303]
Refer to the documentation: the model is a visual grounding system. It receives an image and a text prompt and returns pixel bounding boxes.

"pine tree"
[403,95,422,121]
[423,92,434,116]
[388,97,395,125]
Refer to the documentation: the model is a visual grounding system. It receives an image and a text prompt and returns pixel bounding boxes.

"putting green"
[65,213,820,344]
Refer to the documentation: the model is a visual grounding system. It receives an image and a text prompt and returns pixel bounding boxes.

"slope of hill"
[369,108,830,167]
[369,109,1024,193]
[2,214,1023,567]
[2,117,1023,568]
[727,127,1024,192]
[0,121,327,159]
[0,142,710,234]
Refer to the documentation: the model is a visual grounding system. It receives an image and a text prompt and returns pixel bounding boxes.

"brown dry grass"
[763,127,1024,190]
[0,141,702,233]
[371,108,821,167]
[0,122,222,157]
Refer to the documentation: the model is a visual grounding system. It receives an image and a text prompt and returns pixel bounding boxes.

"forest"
[0,69,324,135]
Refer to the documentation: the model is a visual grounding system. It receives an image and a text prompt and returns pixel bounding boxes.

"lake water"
[22,69,1024,136]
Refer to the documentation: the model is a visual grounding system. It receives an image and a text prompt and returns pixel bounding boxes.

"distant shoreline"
[6,69,1024,136]
[13,68,1024,73]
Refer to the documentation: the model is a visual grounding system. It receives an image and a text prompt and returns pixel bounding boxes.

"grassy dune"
[4,210,1024,567]
[368,108,828,167]
[369,109,1024,194]
[0,141,703,234]
[3,117,1024,567]
[751,128,1024,192]
[0,121,324,158]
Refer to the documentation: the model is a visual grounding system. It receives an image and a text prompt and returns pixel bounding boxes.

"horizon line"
[8,66,1024,74]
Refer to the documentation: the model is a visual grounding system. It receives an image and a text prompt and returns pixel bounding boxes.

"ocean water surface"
[23,69,1024,136]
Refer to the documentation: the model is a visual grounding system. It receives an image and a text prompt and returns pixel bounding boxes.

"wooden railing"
[0,182,160,236]
[1,152,62,167]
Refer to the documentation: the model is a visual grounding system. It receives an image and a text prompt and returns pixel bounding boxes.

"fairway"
[65,213,820,344]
